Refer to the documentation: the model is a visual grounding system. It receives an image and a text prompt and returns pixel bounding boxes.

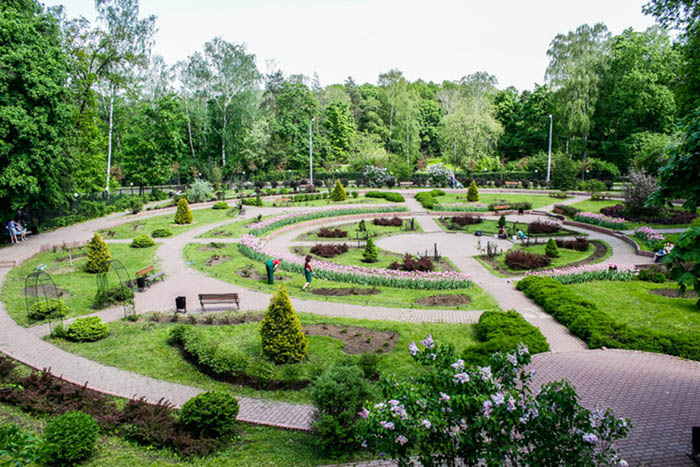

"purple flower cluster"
[525,263,637,284]
[574,211,627,229]
[634,226,665,245]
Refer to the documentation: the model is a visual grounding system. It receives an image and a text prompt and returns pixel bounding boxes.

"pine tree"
[86,233,111,273]
[498,215,507,228]
[545,238,560,258]
[467,180,480,202]
[330,179,347,201]
[260,286,308,364]
[174,197,193,224]
[363,238,378,263]
[358,220,367,232]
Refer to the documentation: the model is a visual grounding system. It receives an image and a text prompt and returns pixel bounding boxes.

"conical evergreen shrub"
[498,215,507,228]
[330,179,347,202]
[174,197,193,224]
[86,233,111,273]
[362,238,378,263]
[260,286,308,364]
[545,238,560,258]
[467,180,480,202]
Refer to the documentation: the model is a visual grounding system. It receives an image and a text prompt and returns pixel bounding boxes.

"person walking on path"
[6,220,18,244]
[302,255,313,291]
[265,259,280,284]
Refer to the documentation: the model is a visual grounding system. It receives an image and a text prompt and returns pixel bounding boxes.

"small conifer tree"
[545,238,560,257]
[174,197,194,224]
[363,238,378,263]
[260,286,308,364]
[467,180,480,202]
[358,219,367,232]
[498,215,507,228]
[86,233,111,273]
[330,179,347,201]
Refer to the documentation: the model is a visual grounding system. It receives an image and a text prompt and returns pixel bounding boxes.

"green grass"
[51,313,478,404]
[1,243,158,326]
[183,243,499,312]
[435,217,581,237]
[436,193,557,210]
[295,219,423,242]
[568,199,620,213]
[495,243,596,272]
[196,215,277,239]
[272,195,384,208]
[99,208,236,239]
[565,280,699,335]
[291,246,454,272]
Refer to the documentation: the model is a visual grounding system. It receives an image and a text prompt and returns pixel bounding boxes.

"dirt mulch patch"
[138,312,264,325]
[197,243,226,252]
[24,286,70,298]
[207,229,235,237]
[311,287,380,296]
[649,288,698,299]
[53,252,86,262]
[415,294,471,306]
[304,324,397,354]
[237,266,290,282]
[205,255,231,267]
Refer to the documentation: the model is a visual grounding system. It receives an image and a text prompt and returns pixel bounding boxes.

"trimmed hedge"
[66,317,110,342]
[151,228,173,238]
[364,191,405,202]
[131,234,155,248]
[553,204,581,217]
[179,391,239,439]
[42,411,99,465]
[516,276,700,361]
[462,310,549,365]
[28,299,67,321]
[415,191,436,209]
[212,201,229,210]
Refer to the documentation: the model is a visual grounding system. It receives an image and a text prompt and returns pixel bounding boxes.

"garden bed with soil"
[649,288,698,299]
[237,265,291,282]
[310,287,381,296]
[303,324,397,354]
[415,294,472,306]
[205,255,231,267]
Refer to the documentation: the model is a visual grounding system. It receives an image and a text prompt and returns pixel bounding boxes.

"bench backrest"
[492,205,510,211]
[136,265,155,277]
[505,181,518,186]
[199,293,239,301]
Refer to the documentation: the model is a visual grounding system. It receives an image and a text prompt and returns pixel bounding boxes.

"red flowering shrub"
[318,228,348,238]
[527,220,560,234]
[505,250,551,270]
[373,217,403,227]
[310,243,349,258]
[451,215,483,226]
[388,253,435,272]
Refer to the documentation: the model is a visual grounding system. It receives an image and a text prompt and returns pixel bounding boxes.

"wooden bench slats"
[199,293,240,312]
[137,265,155,277]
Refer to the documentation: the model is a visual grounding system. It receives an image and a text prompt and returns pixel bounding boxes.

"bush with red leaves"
[318,228,348,238]
[310,243,349,258]
[388,253,435,272]
[527,220,561,234]
[451,215,483,226]
[505,250,552,270]
[373,216,403,227]
[556,238,589,251]
[600,204,697,225]
[600,204,626,218]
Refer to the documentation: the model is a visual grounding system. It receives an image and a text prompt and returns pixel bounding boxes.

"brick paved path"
[0,192,697,465]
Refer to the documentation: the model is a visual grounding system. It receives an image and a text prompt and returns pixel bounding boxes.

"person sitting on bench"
[497,226,508,239]
[517,229,528,240]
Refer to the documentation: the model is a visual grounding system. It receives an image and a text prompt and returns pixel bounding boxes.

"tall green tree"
[323,100,356,164]
[0,0,73,223]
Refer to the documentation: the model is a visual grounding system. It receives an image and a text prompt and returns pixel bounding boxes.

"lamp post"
[546,114,553,185]
[72,192,79,213]
[309,118,315,185]
[130,182,133,196]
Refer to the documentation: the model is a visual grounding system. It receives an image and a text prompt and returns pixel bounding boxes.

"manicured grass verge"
[436,217,580,237]
[100,208,235,239]
[295,218,422,242]
[50,314,479,404]
[568,199,620,214]
[1,244,158,326]
[517,276,700,361]
[184,244,498,311]
[291,246,454,272]
[196,215,277,239]
[274,196,384,207]
[436,193,556,210]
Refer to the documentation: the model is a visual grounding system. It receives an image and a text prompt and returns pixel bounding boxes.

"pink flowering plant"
[634,226,665,249]
[239,235,473,290]
[525,263,637,285]
[574,212,628,230]
[357,336,630,466]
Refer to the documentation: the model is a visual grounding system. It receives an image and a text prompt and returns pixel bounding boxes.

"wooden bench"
[136,265,165,289]
[492,205,510,211]
[199,293,240,312]
[505,181,519,187]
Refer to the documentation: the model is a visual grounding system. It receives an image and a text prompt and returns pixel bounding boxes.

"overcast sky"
[43,0,656,91]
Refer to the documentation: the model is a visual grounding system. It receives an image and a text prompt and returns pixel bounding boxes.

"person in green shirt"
[265,259,280,284]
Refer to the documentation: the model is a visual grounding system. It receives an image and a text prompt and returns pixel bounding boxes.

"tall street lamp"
[309,118,315,185]
[546,114,553,185]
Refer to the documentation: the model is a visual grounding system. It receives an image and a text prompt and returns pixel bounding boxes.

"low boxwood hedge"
[65,317,110,342]
[131,234,155,248]
[516,276,700,361]
[364,191,405,202]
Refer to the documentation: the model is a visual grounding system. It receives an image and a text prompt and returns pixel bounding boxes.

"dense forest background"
[1,0,698,224]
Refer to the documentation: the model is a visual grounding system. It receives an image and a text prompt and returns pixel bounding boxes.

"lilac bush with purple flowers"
[357,336,629,466]
[574,212,628,230]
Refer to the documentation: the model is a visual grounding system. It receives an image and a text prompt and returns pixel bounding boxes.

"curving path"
[0,192,698,465]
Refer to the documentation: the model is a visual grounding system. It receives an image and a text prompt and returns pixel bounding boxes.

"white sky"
[43,0,656,91]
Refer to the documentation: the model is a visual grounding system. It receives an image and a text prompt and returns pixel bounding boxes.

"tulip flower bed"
[525,263,637,284]
[248,206,407,236]
[634,226,665,249]
[433,203,489,213]
[240,235,472,290]
[573,212,627,230]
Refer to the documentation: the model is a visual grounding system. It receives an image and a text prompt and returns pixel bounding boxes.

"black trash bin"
[136,276,146,290]
[175,296,186,313]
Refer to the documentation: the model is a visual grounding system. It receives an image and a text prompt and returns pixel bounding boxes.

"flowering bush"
[427,163,451,187]
[248,206,406,236]
[451,214,483,226]
[357,336,629,466]
[239,235,472,290]
[574,212,628,230]
[317,227,348,238]
[634,226,665,249]
[310,243,349,258]
[528,220,561,234]
[525,263,637,284]
[505,250,552,270]
[363,166,395,188]
[373,216,403,227]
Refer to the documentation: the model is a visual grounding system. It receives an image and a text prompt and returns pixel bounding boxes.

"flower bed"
[573,212,627,230]
[433,204,489,213]
[525,263,637,284]
[239,235,472,290]
[634,226,665,249]
[248,206,406,236]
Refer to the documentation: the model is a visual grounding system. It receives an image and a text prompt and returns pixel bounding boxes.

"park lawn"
[99,207,235,239]
[436,193,557,210]
[272,195,385,208]
[196,215,278,239]
[295,218,423,242]
[496,243,596,272]
[183,243,499,312]
[51,313,478,405]
[565,280,699,335]
[1,244,158,326]
[568,199,620,213]
[291,246,455,272]
[436,217,580,238]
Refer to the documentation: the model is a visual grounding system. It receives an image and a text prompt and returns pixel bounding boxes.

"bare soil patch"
[197,243,226,252]
[237,265,290,282]
[649,288,698,299]
[138,312,264,325]
[205,255,231,267]
[311,287,380,296]
[24,286,70,298]
[304,324,397,354]
[415,294,471,306]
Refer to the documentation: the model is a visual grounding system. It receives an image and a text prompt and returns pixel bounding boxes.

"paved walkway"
[0,192,697,465]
